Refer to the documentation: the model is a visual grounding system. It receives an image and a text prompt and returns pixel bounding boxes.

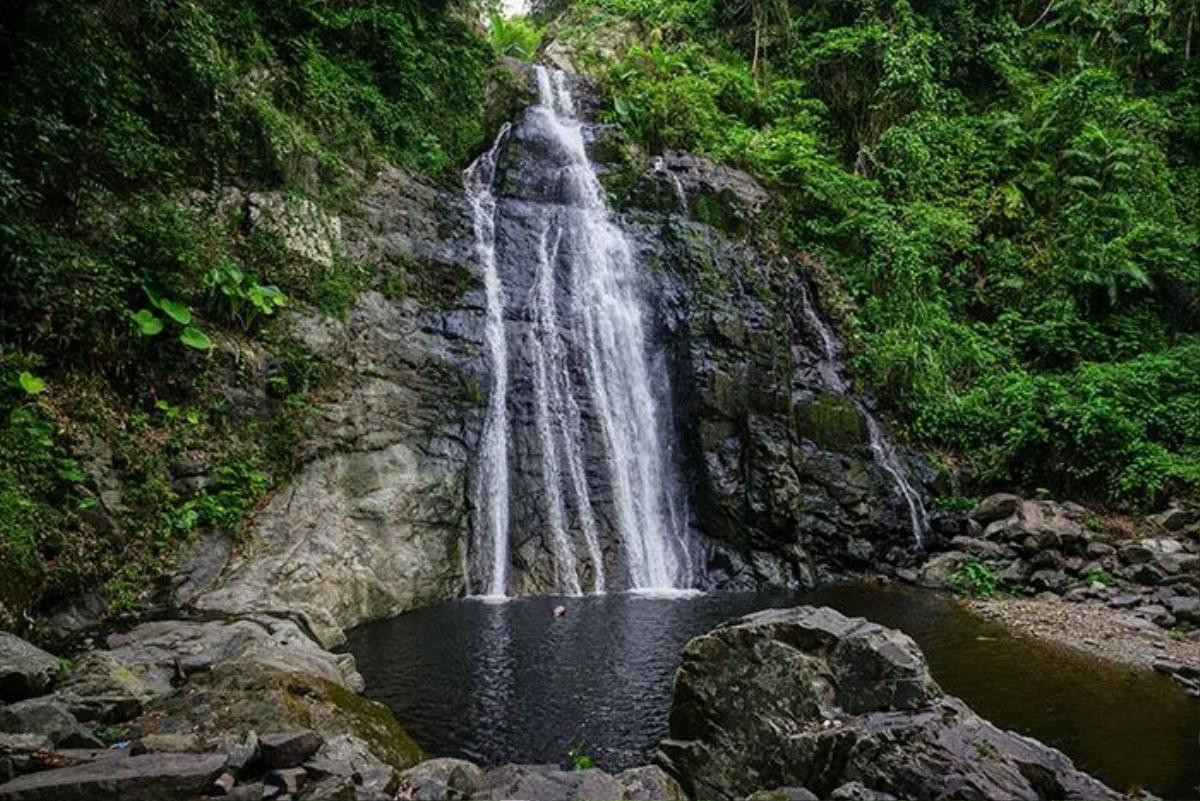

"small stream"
[346,583,1199,798]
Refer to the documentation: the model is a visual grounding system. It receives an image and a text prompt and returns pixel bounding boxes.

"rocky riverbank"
[966,595,1200,684]
[1,602,1133,801]
[906,493,1200,694]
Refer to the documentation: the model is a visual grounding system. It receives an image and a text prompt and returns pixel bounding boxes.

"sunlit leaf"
[179,327,214,351]
[18,371,46,395]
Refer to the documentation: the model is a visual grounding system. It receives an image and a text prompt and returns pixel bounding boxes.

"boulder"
[658,605,1119,801]
[1149,506,1200,532]
[0,734,52,783]
[224,782,267,801]
[829,783,898,801]
[915,551,968,589]
[474,764,625,801]
[948,536,1013,561]
[304,734,397,795]
[745,789,819,801]
[0,752,227,801]
[1122,562,1168,586]
[0,698,102,748]
[1164,595,1200,624]
[56,617,364,723]
[0,635,59,703]
[616,765,686,801]
[259,730,324,768]
[1119,542,1154,565]
[970,494,1023,524]
[266,766,306,794]
[136,664,421,773]
[1029,569,1070,594]
[1134,604,1175,627]
[397,757,484,801]
[298,775,356,800]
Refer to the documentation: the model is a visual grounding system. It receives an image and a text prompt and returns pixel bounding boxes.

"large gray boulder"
[658,606,1119,801]
[398,758,485,800]
[56,617,363,722]
[0,752,227,800]
[0,635,59,703]
[616,764,686,800]
[474,764,626,801]
[0,698,101,748]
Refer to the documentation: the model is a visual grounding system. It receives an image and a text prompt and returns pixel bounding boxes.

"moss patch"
[795,393,866,452]
[144,667,424,770]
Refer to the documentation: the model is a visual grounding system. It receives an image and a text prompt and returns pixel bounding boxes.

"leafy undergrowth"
[0,0,503,628]
[546,0,1199,510]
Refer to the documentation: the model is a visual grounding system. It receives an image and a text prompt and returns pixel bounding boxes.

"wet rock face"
[196,77,932,624]
[658,605,1119,801]
[195,169,487,637]
[621,155,929,586]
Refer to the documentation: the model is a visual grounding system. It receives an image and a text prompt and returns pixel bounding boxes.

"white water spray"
[465,124,513,597]
[467,67,692,594]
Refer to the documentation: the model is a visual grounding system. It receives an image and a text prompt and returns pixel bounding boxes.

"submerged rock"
[658,605,1119,801]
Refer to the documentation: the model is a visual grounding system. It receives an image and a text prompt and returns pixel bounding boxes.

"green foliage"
[932,495,979,514]
[565,0,1200,509]
[0,0,497,625]
[566,742,595,771]
[489,11,544,60]
[132,310,165,337]
[309,259,372,320]
[93,725,132,745]
[17,373,45,396]
[948,559,1000,598]
[179,327,215,352]
[1085,569,1117,588]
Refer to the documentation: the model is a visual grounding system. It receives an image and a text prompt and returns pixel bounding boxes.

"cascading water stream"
[652,156,688,215]
[466,66,692,596]
[465,124,513,598]
[796,281,930,545]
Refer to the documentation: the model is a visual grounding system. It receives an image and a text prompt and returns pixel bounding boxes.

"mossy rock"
[794,393,866,452]
[142,666,423,770]
[689,188,750,238]
[379,251,477,311]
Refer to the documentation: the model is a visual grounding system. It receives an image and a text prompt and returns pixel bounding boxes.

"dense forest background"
[0,0,1196,620]
[544,0,1200,510]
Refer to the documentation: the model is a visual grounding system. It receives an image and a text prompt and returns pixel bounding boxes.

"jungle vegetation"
[0,0,1195,623]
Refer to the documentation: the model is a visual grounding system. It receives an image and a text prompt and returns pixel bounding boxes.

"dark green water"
[347,583,1199,799]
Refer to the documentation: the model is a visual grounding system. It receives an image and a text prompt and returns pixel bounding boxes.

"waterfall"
[465,123,513,597]
[796,281,930,545]
[466,66,692,595]
[652,156,688,215]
